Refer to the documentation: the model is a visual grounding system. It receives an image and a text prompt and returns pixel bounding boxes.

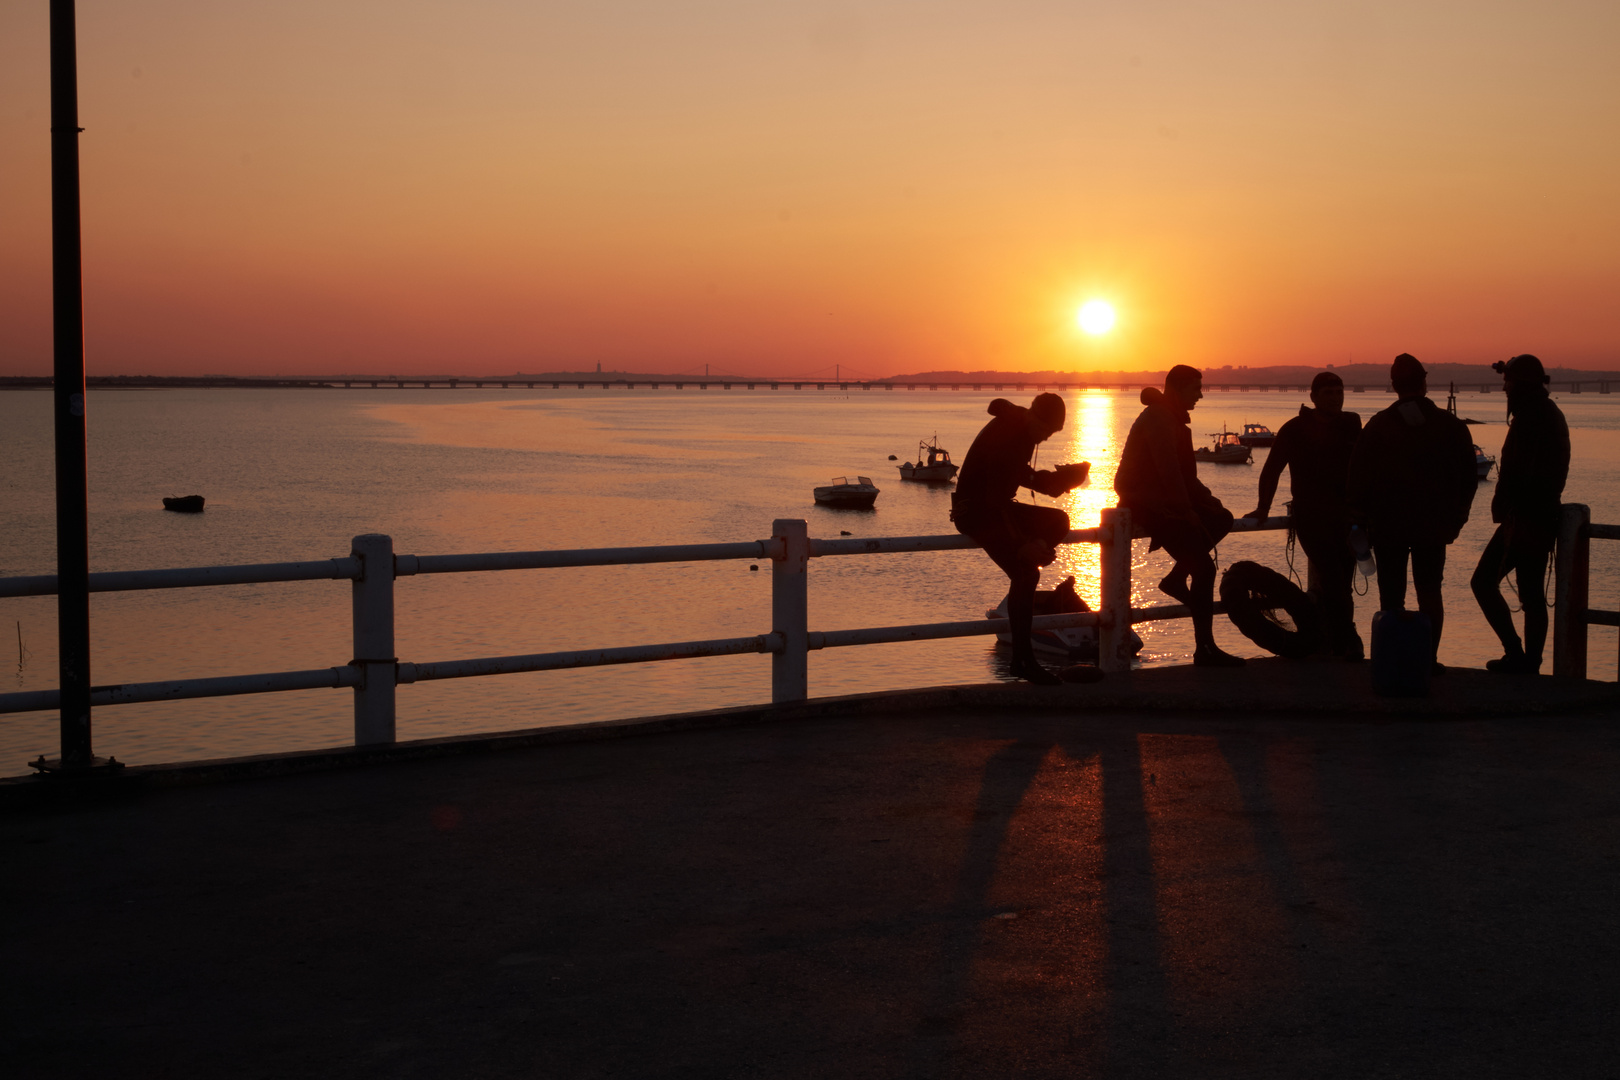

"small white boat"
[1474,444,1495,481]
[898,436,959,482]
[1237,423,1277,448]
[987,577,1144,661]
[814,476,880,508]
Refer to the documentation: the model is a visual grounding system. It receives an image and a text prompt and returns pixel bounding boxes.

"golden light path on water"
[1048,390,1116,609]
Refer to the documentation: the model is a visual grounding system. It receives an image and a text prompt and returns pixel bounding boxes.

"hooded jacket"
[1347,395,1477,544]
[1492,391,1569,530]
[1114,386,1224,519]
[954,398,1060,513]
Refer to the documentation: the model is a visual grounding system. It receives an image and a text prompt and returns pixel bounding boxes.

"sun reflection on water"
[1043,390,1118,609]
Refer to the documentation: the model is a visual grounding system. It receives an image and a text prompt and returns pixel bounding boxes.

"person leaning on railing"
[951,393,1090,685]
[1244,371,1365,660]
[1114,364,1246,668]
[1470,354,1570,674]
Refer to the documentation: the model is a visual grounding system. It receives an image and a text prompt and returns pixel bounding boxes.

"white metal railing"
[1551,503,1620,679]
[0,510,1295,751]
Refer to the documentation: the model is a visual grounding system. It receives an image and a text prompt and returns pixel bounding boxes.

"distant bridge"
[1,375,1612,395]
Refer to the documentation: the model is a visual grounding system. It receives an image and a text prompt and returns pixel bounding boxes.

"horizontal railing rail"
[0,558,362,599]
[2,511,1302,760]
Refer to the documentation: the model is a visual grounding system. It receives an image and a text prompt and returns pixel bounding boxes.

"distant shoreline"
[4,364,1620,394]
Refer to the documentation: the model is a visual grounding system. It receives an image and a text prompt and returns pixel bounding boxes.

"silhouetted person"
[1471,354,1569,673]
[1348,353,1477,671]
[1245,371,1364,659]
[1115,365,1245,667]
[953,394,1089,684]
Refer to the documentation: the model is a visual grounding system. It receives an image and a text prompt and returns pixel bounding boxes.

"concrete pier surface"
[4,660,1618,1078]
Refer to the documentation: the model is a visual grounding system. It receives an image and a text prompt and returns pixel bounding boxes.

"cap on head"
[1390,353,1427,391]
[1310,371,1344,397]
[1029,392,1065,429]
[1495,353,1550,385]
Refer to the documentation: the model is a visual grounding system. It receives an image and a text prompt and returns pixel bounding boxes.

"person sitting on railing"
[1115,365,1246,668]
[1244,371,1365,660]
[952,393,1090,684]
[1348,353,1478,674]
[1471,354,1570,674]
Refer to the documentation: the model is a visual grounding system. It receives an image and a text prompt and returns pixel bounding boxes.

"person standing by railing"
[951,394,1089,684]
[1244,371,1365,660]
[1348,353,1478,673]
[1471,354,1570,674]
[1115,365,1246,668]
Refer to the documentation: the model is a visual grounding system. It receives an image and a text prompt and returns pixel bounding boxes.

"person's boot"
[1011,649,1062,685]
[1193,643,1246,668]
[1486,648,1538,674]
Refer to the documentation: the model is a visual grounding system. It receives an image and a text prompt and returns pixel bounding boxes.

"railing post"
[772,518,809,702]
[1098,507,1134,674]
[351,533,397,744]
[1553,503,1590,680]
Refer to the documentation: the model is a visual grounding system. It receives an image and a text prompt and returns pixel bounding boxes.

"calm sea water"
[4,385,1618,774]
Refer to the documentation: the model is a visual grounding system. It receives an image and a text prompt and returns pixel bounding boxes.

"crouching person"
[953,393,1089,684]
[1115,365,1245,667]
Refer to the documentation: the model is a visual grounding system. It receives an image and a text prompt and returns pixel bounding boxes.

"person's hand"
[1053,461,1091,491]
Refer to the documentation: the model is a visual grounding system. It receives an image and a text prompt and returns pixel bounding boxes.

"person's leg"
[982,512,1062,684]
[1298,522,1359,656]
[1373,538,1411,613]
[1471,525,1522,661]
[1006,503,1071,566]
[1411,543,1447,654]
[1514,542,1552,670]
[1162,528,1242,666]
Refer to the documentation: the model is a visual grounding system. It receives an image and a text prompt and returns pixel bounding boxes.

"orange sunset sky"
[2,1,1617,378]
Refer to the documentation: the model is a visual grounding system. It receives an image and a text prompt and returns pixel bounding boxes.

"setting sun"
[1077,300,1116,336]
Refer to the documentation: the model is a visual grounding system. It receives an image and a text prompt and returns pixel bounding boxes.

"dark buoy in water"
[840,530,852,536]
[162,495,205,513]
[888,454,897,460]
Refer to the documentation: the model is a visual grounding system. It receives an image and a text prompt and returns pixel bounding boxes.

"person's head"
[1164,364,1203,411]
[1494,354,1550,418]
[1495,353,1550,395]
[1027,392,1065,441]
[1390,353,1427,399]
[1310,371,1345,414]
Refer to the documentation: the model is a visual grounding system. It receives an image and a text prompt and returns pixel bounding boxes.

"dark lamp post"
[44,0,98,772]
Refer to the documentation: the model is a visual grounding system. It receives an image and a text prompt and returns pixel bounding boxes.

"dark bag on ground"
[1218,561,1322,659]
[1370,610,1433,697]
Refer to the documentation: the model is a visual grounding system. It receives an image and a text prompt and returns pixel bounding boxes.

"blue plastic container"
[1370,610,1433,697]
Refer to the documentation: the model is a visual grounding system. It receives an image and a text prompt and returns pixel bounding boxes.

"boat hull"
[814,491,879,508]
[162,495,206,513]
[1193,447,1253,464]
[898,464,958,482]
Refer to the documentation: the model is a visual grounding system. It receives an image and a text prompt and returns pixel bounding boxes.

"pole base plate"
[28,755,125,776]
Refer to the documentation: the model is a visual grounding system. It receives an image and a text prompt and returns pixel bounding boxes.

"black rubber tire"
[1219,560,1323,659]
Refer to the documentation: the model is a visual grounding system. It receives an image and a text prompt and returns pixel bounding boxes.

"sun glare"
[1077,300,1116,335]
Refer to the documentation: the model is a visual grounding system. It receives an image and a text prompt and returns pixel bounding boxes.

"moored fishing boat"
[898,436,959,482]
[1193,427,1253,464]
